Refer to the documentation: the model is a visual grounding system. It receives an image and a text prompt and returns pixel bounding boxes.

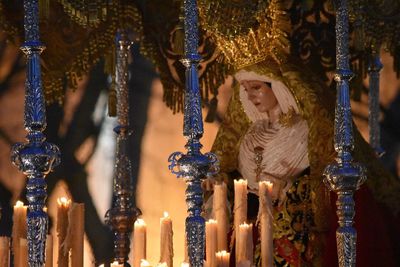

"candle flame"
[57,197,71,206]
[216,250,229,257]
[239,222,252,228]
[259,180,274,194]
[206,219,217,224]
[140,259,151,267]
[98,265,104,267]
[234,179,247,185]
[135,218,146,226]
[15,200,24,207]
[163,211,169,218]
[265,181,273,190]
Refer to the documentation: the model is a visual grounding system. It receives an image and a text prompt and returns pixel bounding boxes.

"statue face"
[241,80,278,113]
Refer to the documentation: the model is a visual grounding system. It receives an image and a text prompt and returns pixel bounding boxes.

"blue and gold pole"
[105,31,141,267]
[11,0,60,266]
[168,0,218,266]
[323,0,366,266]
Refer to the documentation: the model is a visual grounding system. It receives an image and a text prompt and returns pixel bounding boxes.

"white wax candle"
[215,250,230,267]
[0,236,10,267]
[68,203,84,267]
[206,219,218,267]
[19,238,28,267]
[237,223,253,265]
[57,197,71,267]
[259,181,273,267]
[45,234,53,267]
[12,200,27,267]
[234,179,247,263]
[213,182,228,251]
[140,259,152,267]
[160,212,173,267]
[133,219,147,267]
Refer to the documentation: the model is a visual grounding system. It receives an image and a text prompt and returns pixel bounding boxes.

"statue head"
[240,80,278,113]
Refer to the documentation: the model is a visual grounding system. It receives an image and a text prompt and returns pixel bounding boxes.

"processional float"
[6,0,396,266]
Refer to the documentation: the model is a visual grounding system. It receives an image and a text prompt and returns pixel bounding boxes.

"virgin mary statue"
[199,0,400,266]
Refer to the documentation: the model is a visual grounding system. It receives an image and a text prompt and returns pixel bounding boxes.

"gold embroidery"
[278,107,300,128]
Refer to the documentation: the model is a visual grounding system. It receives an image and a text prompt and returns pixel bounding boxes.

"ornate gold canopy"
[0,0,143,104]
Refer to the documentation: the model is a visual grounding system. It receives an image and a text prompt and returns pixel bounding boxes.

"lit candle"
[19,238,28,267]
[237,223,253,265]
[140,259,152,267]
[215,250,230,267]
[133,219,147,267]
[206,219,218,267]
[12,200,27,267]
[45,234,53,267]
[213,182,228,251]
[57,197,71,267]
[111,261,124,267]
[68,203,84,267]
[234,179,247,263]
[160,212,173,267]
[259,181,273,267]
[0,236,10,267]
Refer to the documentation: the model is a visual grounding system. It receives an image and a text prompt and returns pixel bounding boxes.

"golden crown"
[199,0,290,70]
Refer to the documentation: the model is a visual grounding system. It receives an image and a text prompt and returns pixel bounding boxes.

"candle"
[133,219,147,267]
[215,251,230,267]
[19,238,28,267]
[45,235,53,267]
[206,219,218,267]
[57,197,71,267]
[237,223,253,265]
[213,182,228,251]
[12,200,27,267]
[111,261,124,267]
[259,181,273,267]
[140,259,152,267]
[160,212,173,267]
[234,179,247,263]
[0,236,10,267]
[68,203,84,267]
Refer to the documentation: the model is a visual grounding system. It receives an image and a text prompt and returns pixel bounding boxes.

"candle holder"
[168,0,219,266]
[323,1,366,267]
[105,31,141,267]
[368,47,384,156]
[10,1,60,266]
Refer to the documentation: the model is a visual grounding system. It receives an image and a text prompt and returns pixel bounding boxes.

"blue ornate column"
[368,47,384,155]
[11,0,60,266]
[168,0,218,266]
[105,31,141,267]
[323,0,366,266]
